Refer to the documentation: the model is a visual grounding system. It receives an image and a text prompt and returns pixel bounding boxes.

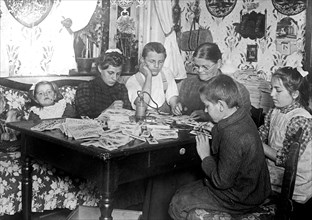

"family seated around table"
[0,49,144,217]
[1,39,311,219]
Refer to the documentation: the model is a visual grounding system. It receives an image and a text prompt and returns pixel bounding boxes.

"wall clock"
[4,0,54,28]
[205,0,237,18]
[272,0,306,16]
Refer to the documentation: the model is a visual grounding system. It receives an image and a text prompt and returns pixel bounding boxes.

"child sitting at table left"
[0,90,98,217]
[28,81,76,120]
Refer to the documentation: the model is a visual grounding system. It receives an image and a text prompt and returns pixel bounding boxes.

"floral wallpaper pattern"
[179,0,306,81]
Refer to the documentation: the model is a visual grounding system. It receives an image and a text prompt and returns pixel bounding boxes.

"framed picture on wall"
[246,45,258,62]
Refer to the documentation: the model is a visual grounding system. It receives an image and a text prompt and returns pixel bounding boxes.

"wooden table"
[7,120,200,220]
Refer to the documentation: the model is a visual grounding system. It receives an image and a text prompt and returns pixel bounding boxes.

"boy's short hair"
[142,42,167,59]
[199,74,240,108]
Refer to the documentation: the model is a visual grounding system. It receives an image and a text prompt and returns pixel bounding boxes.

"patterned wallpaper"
[178,0,306,81]
[0,0,307,80]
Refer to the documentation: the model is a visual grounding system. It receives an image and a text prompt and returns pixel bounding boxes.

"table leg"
[21,135,32,220]
[98,160,118,220]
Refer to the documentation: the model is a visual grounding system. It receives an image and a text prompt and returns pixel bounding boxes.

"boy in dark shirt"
[169,74,271,219]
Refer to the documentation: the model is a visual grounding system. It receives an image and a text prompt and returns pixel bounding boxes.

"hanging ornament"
[272,0,306,16]
[111,0,145,17]
[4,0,54,28]
[205,0,237,18]
[116,11,136,34]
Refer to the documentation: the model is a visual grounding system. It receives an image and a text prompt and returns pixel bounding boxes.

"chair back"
[276,128,303,220]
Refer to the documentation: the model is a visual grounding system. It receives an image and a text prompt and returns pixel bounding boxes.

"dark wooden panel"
[304,0,312,83]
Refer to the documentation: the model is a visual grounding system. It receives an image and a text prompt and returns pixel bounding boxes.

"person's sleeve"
[125,75,141,109]
[201,134,248,189]
[62,103,77,118]
[277,116,312,166]
[75,82,94,118]
[236,81,251,112]
[119,84,133,110]
[258,108,273,143]
[163,68,179,103]
[28,111,41,121]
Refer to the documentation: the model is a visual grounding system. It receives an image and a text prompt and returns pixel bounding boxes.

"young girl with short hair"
[28,81,76,120]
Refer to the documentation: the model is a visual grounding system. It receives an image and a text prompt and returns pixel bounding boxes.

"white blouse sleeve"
[162,68,179,103]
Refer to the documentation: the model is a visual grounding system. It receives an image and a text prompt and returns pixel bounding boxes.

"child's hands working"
[191,110,211,121]
[196,133,211,160]
[108,100,124,109]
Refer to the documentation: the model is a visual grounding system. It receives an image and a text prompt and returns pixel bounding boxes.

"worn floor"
[1,209,72,220]
[1,203,143,220]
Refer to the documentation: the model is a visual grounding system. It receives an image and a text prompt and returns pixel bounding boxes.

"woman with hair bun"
[75,49,132,118]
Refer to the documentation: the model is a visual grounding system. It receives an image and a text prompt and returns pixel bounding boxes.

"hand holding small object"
[109,100,124,109]
[202,121,214,132]
[171,102,183,116]
[196,133,211,160]
[190,110,205,120]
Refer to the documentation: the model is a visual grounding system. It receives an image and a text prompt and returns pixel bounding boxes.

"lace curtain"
[0,0,98,77]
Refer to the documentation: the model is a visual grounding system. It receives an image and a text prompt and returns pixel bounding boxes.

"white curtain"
[154,0,186,80]
[0,0,97,77]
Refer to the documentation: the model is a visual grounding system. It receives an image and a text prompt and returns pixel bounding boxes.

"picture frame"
[246,45,258,62]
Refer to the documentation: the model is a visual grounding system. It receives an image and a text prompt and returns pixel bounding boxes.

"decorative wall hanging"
[272,0,306,16]
[178,0,213,51]
[4,0,53,28]
[246,44,258,62]
[172,0,182,33]
[205,0,237,18]
[233,10,266,40]
[111,0,145,75]
[110,0,145,12]
[275,17,298,55]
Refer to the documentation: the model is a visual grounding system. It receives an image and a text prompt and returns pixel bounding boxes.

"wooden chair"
[186,128,303,220]
[250,106,264,128]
